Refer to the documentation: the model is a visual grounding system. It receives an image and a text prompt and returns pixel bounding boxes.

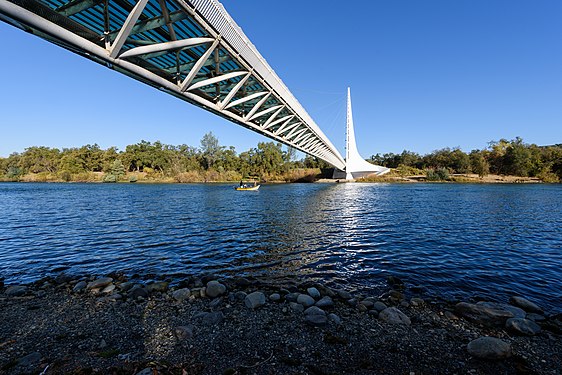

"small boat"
[235,180,260,191]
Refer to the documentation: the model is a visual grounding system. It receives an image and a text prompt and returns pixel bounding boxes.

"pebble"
[245,291,266,309]
[101,284,116,294]
[315,296,334,308]
[206,281,227,298]
[307,287,321,299]
[373,301,388,312]
[234,291,247,301]
[285,292,299,302]
[305,314,328,326]
[297,294,315,308]
[360,300,375,309]
[175,325,194,340]
[290,302,304,313]
[269,293,281,302]
[304,306,326,316]
[72,281,87,293]
[128,286,149,300]
[368,310,379,317]
[410,298,425,307]
[328,313,341,325]
[199,287,206,298]
[119,281,134,292]
[87,277,113,290]
[358,304,368,313]
[172,288,191,302]
[379,307,411,325]
[194,311,224,326]
[505,318,541,336]
[5,285,27,296]
[467,337,511,360]
[147,281,169,294]
[509,296,543,313]
[209,297,223,309]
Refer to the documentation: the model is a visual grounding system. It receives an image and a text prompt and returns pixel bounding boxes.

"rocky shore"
[0,274,560,374]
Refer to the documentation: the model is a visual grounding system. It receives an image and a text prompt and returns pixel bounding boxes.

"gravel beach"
[0,274,560,374]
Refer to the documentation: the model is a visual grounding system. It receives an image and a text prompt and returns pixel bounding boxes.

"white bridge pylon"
[342,87,390,180]
[0,0,345,169]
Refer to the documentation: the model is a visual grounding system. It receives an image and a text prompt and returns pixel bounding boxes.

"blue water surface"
[0,182,560,310]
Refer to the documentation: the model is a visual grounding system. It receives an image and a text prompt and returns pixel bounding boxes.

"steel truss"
[0,0,346,169]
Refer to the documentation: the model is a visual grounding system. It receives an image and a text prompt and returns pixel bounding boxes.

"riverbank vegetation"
[1,136,561,183]
[0,132,325,183]
[368,137,562,182]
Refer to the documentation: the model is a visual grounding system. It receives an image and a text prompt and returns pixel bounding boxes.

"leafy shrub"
[426,168,450,181]
[103,174,117,183]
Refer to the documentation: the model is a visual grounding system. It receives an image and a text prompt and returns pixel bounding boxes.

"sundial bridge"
[0,0,388,179]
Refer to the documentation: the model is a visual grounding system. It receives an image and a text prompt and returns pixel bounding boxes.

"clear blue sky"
[1,0,561,158]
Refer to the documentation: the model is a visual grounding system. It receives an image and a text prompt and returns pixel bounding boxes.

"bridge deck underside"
[0,0,345,169]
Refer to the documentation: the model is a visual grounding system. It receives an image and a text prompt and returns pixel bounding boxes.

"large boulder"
[505,318,541,336]
[206,281,227,298]
[455,302,514,326]
[509,296,543,313]
[476,302,525,319]
[467,337,511,360]
[87,277,113,290]
[245,292,266,309]
[379,307,411,325]
[5,285,27,297]
[297,294,315,308]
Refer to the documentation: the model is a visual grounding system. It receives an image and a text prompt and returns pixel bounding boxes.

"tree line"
[1,135,561,183]
[0,132,326,183]
[369,137,562,182]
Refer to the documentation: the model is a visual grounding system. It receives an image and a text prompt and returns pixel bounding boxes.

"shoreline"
[1,274,560,374]
[0,173,552,184]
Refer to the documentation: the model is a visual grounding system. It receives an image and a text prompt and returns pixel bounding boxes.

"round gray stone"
[297,294,315,308]
[505,318,541,336]
[467,337,511,360]
[509,296,543,313]
[304,306,326,316]
[290,302,304,313]
[477,301,525,319]
[305,313,328,326]
[172,288,191,302]
[307,287,321,299]
[6,285,27,296]
[245,291,266,309]
[379,307,411,325]
[269,293,281,302]
[101,284,116,294]
[87,277,113,290]
[128,286,148,299]
[328,313,341,325]
[146,281,169,293]
[315,296,334,308]
[72,281,87,293]
[206,281,226,298]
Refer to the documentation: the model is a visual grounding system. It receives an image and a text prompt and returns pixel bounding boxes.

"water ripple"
[0,182,561,310]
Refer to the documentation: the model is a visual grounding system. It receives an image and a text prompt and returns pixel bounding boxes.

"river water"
[0,182,560,310]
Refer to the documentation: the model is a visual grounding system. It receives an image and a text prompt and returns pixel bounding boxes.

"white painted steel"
[344,88,389,179]
[0,0,346,169]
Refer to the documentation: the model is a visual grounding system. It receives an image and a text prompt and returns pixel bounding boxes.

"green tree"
[200,132,222,170]
[470,150,490,177]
